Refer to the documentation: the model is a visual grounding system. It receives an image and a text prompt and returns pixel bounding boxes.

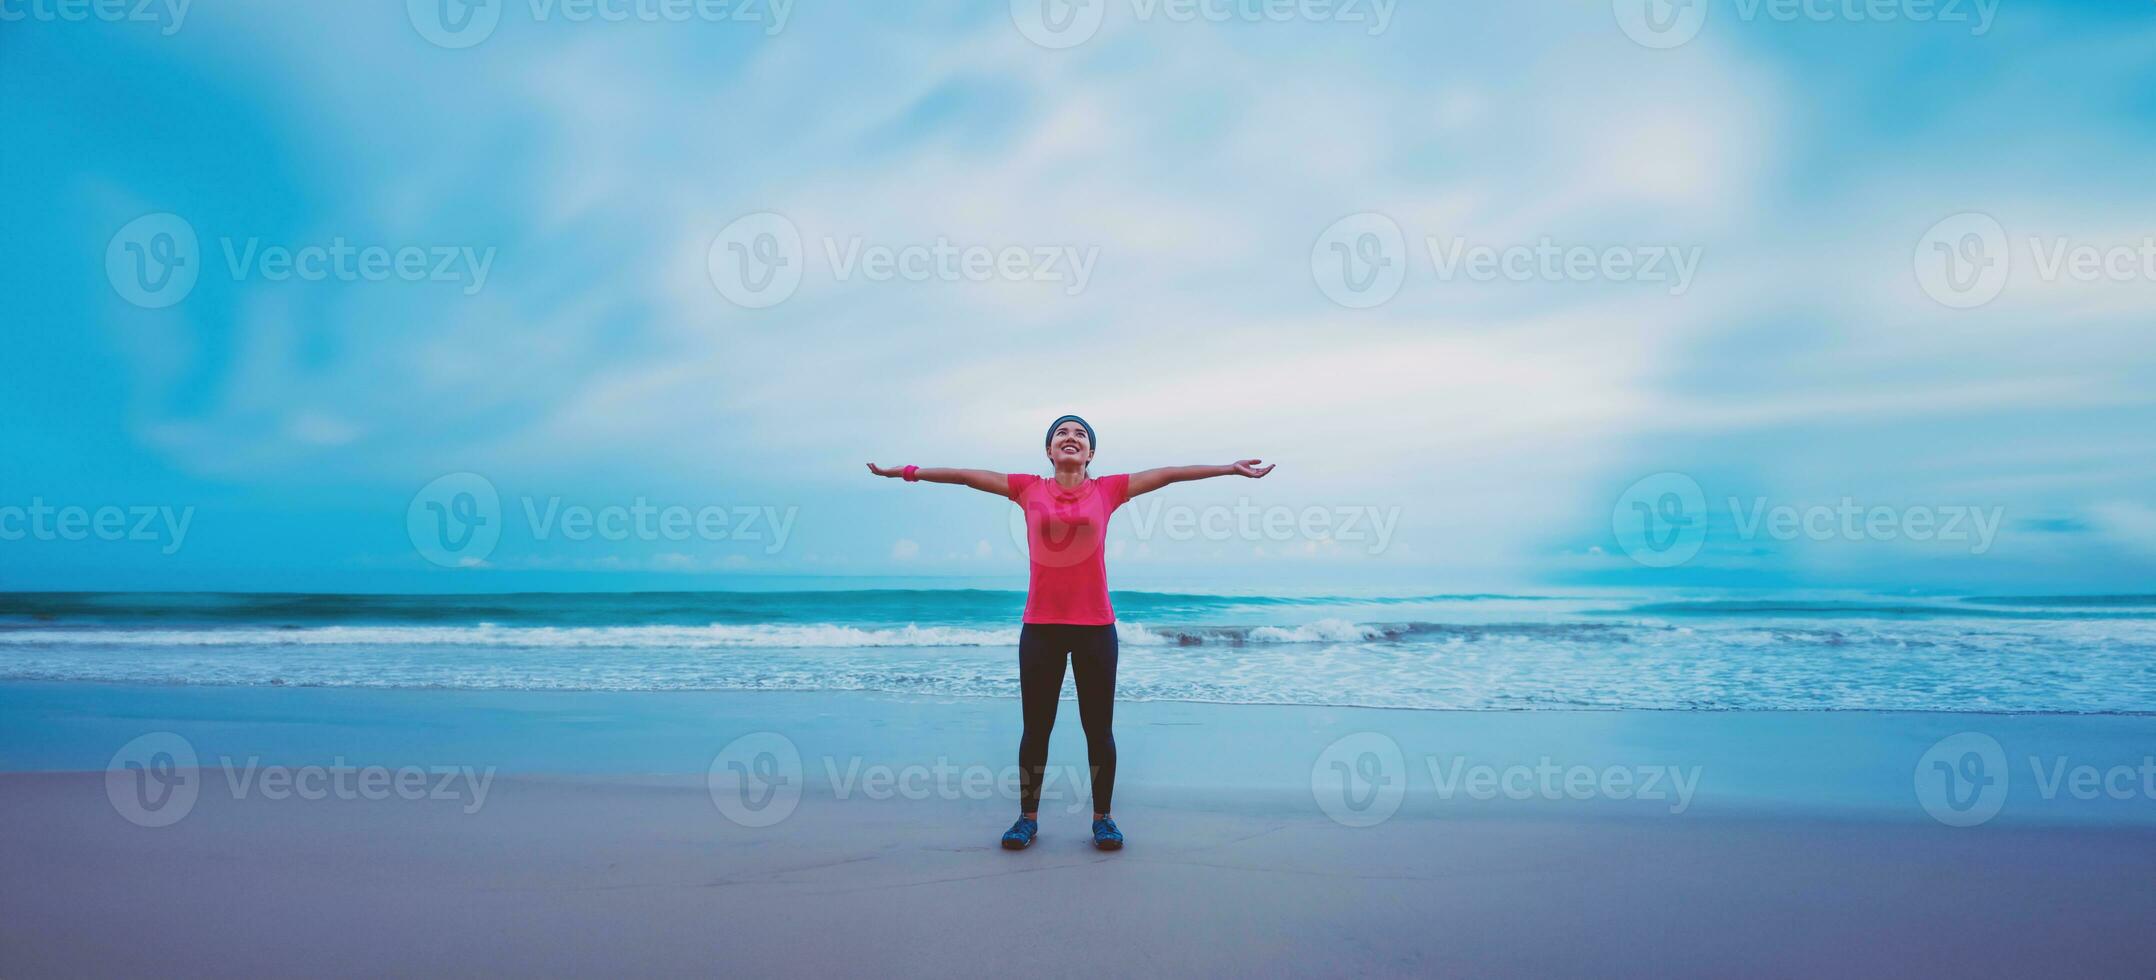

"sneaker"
[1001,817,1039,850]
[1091,817,1124,851]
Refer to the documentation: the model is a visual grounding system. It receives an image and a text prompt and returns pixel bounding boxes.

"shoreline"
[0,676,2147,719]
[6,682,2154,825]
[7,674,2156,717]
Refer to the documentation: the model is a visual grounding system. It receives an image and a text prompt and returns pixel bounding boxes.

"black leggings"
[1017,623,1118,815]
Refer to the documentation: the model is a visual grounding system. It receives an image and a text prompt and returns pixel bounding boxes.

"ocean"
[1,590,2152,712]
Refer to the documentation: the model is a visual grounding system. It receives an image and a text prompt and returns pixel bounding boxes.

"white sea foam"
[0,623,1022,649]
[0,620,1416,650]
[1247,618,1389,643]
[3,614,2153,711]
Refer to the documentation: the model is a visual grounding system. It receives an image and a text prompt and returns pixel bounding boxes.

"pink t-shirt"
[1007,472,1132,625]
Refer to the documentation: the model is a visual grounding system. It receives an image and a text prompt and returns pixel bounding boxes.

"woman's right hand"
[866,463,904,478]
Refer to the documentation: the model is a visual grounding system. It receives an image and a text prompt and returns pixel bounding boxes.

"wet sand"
[2,683,2152,977]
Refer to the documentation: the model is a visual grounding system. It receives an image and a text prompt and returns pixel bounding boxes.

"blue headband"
[1045,415,1096,452]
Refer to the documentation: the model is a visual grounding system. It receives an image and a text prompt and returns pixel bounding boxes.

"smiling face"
[1046,420,1094,471]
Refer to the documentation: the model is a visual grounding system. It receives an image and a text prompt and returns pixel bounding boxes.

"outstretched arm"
[866,463,1009,497]
[1126,459,1275,498]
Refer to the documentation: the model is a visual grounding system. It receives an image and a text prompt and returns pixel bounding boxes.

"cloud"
[32,1,2156,589]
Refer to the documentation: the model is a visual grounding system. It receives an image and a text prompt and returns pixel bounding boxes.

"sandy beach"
[14,0,2154,973]
[3,682,2152,977]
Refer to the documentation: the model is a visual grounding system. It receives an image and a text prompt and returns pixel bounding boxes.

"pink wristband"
[902,465,919,482]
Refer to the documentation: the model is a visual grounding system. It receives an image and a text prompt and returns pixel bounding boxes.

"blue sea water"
[1,590,2152,712]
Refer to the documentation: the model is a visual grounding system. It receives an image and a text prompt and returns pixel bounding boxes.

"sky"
[3,0,2154,595]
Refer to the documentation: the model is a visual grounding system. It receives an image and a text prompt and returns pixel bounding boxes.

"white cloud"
[88,2,2156,586]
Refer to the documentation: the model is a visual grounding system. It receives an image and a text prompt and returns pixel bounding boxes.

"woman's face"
[1047,421,1094,469]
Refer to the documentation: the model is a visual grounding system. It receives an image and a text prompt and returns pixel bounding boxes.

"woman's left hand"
[1232,459,1275,478]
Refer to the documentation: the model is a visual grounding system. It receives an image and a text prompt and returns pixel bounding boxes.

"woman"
[868,415,1273,851]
